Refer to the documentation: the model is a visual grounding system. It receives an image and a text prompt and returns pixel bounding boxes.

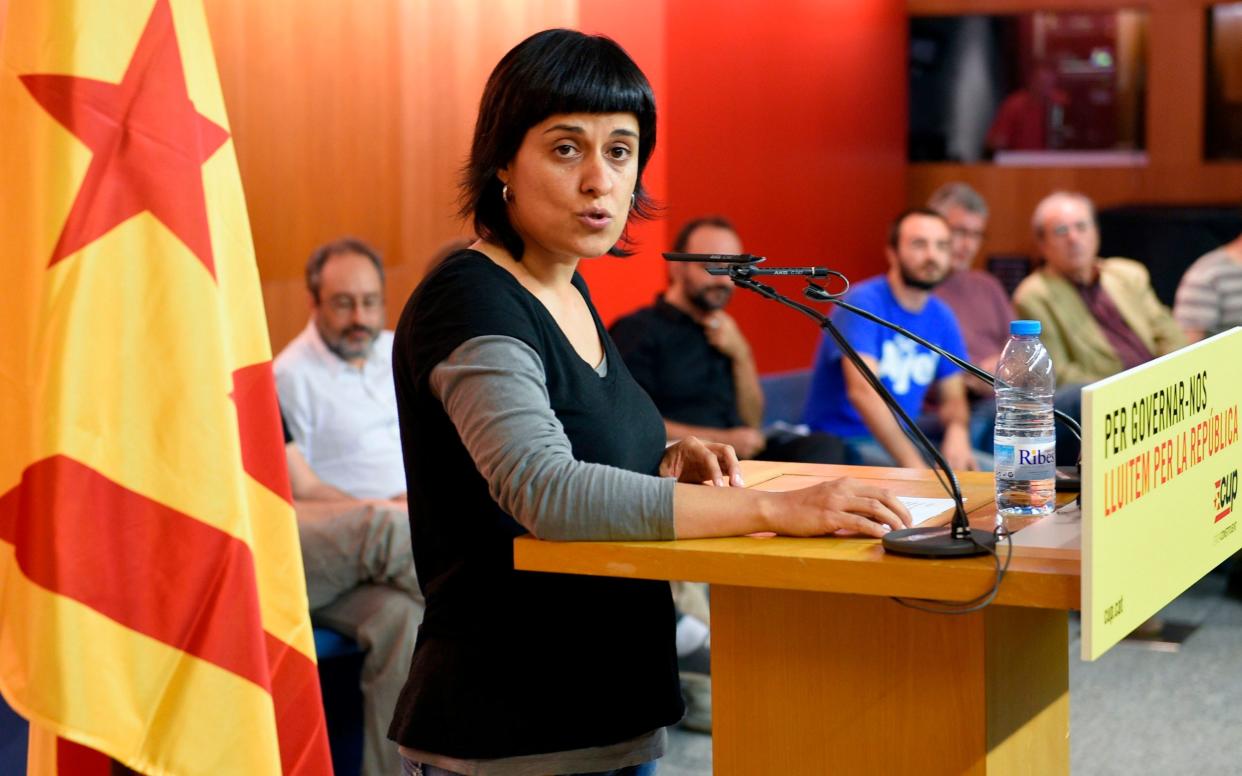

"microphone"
[661,252,830,278]
[663,252,764,264]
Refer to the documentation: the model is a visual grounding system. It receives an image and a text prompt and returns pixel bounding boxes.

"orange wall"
[907,0,1242,261]
[665,1,908,373]
[204,0,581,351]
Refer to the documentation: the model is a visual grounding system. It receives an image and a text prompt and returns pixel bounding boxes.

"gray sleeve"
[429,335,675,541]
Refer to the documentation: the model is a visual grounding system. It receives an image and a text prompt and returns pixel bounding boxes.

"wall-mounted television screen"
[910,11,1148,165]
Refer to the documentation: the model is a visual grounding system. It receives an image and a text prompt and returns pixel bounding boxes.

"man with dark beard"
[611,216,844,464]
[803,208,978,470]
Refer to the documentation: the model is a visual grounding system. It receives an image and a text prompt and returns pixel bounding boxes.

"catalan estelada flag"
[0,1,333,773]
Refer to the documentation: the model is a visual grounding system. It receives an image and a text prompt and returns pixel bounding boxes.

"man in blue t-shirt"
[803,208,977,470]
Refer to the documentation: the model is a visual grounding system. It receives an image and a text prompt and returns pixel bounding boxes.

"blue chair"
[760,369,812,427]
[314,625,364,660]
[314,625,365,776]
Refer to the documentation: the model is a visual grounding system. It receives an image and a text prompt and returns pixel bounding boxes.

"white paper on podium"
[898,496,958,526]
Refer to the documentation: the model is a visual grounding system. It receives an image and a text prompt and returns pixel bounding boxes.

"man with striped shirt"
[1173,232,1242,343]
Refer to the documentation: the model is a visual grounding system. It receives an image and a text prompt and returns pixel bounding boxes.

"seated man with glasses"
[928,183,1013,386]
[275,237,421,776]
[928,183,1085,466]
[1013,191,1185,386]
[276,237,406,500]
[925,183,1014,456]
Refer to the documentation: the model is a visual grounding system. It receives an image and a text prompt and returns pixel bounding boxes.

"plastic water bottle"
[994,320,1056,524]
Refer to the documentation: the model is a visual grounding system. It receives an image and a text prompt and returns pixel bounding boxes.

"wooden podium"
[514,461,1080,775]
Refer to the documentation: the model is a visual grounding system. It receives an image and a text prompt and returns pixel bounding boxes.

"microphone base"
[881,526,996,558]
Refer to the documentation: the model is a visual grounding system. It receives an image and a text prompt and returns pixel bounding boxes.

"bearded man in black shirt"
[611,216,845,464]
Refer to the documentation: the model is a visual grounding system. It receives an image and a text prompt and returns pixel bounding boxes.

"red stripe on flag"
[0,455,270,688]
[232,361,293,504]
[265,633,333,775]
[55,736,113,776]
[0,456,332,773]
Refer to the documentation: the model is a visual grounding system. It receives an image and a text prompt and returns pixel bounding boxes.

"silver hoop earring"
[501,184,512,203]
[630,193,636,210]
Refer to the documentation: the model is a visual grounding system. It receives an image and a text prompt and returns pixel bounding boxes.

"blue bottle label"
[994,436,1056,480]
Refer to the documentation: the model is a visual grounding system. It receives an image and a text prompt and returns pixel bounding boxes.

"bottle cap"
[1010,319,1041,336]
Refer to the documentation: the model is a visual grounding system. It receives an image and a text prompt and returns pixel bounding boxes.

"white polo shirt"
[274,321,406,499]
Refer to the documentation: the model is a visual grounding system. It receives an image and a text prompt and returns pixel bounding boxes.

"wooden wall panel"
[204,0,578,351]
[907,0,1242,262]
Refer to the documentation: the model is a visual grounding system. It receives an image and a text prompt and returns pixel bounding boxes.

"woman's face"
[499,112,640,264]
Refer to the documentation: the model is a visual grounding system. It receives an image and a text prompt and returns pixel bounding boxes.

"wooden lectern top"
[514,460,1080,610]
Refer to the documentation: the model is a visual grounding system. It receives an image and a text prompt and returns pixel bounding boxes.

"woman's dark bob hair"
[461,28,658,261]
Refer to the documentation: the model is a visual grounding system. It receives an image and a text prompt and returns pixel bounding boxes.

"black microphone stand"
[704,265,997,558]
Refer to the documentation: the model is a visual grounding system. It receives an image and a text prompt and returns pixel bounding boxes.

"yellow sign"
[1082,328,1242,660]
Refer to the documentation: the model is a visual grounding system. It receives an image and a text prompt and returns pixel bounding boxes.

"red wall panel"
[663,0,907,373]
[576,0,671,326]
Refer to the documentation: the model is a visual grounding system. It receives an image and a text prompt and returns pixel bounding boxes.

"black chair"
[986,254,1034,298]
[1097,204,1242,307]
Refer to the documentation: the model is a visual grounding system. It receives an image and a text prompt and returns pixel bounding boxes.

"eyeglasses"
[1048,221,1093,239]
[324,294,383,314]
[950,227,986,241]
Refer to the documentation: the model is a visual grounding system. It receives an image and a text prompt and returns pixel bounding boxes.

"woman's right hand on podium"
[674,476,912,540]
[767,478,912,538]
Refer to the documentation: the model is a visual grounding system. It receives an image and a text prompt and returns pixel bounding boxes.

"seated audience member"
[1013,192,1185,385]
[276,237,407,500]
[926,183,1012,446]
[803,209,977,470]
[671,582,712,734]
[926,183,1083,465]
[928,184,1013,380]
[284,414,350,501]
[611,216,844,464]
[275,239,422,776]
[1173,230,1242,343]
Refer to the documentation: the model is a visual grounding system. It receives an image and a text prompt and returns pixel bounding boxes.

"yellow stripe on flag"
[0,546,283,776]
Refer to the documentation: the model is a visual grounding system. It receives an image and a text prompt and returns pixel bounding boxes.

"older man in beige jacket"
[1014,192,1185,385]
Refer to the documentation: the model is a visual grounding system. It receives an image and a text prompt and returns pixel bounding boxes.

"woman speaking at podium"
[388,29,911,776]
